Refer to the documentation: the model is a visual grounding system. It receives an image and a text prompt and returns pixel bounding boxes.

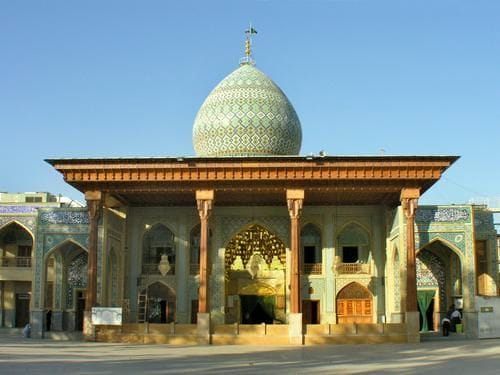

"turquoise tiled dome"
[193,63,302,156]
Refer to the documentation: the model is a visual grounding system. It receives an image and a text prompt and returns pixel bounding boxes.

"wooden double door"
[337,299,372,323]
[15,293,30,328]
[336,283,373,324]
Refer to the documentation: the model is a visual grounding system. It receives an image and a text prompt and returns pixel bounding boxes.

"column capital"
[401,197,418,219]
[400,187,420,200]
[196,190,214,221]
[85,190,102,201]
[287,189,304,220]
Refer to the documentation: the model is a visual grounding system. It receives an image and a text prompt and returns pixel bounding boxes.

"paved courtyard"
[0,334,499,374]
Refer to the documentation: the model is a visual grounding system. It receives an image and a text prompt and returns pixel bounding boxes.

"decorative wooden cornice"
[47,156,457,183]
[46,156,458,207]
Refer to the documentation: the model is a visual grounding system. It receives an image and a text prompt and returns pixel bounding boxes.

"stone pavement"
[0,334,499,374]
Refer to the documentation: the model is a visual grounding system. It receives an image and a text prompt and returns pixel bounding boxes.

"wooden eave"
[46,155,458,207]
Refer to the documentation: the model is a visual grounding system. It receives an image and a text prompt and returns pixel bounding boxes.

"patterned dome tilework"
[193,64,302,156]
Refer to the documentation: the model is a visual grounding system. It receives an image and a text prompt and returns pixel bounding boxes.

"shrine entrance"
[140,282,176,324]
[240,295,275,324]
[336,282,373,324]
[15,293,30,328]
[224,224,286,324]
[43,239,88,332]
[416,240,463,332]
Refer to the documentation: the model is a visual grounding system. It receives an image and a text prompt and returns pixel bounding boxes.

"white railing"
[335,263,370,274]
[303,263,322,275]
[0,256,32,268]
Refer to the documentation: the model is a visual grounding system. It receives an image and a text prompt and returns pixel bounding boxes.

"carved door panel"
[336,283,373,324]
[337,299,372,323]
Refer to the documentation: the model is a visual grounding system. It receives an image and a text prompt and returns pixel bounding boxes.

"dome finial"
[240,23,257,66]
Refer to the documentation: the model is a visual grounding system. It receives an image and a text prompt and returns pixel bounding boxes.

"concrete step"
[45,331,83,341]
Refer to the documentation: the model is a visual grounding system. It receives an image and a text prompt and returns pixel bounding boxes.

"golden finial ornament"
[240,23,257,65]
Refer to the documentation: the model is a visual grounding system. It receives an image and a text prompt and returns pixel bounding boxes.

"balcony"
[0,257,33,281]
[1,256,32,268]
[335,262,370,275]
[141,263,175,276]
[302,263,322,275]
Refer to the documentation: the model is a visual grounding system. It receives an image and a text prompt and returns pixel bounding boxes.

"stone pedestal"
[30,309,44,339]
[3,309,14,328]
[66,311,76,331]
[464,310,478,339]
[391,312,405,323]
[51,311,64,331]
[288,313,303,345]
[83,311,95,341]
[405,311,420,343]
[197,312,211,344]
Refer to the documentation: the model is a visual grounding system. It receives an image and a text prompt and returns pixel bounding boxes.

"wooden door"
[75,291,85,331]
[15,293,30,327]
[336,283,373,324]
[191,300,198,324]
[302,300,320,324]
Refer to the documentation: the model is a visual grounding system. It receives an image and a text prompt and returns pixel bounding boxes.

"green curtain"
[417,290,435,332]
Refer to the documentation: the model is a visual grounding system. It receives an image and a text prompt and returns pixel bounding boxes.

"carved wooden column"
[401,188,419,313]
[84,191,102,339]
[287,189,304,314]
[196,190,214,314]
[401,188,420,342]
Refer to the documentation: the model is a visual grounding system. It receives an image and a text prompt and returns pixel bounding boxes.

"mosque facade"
[1,41,498,344]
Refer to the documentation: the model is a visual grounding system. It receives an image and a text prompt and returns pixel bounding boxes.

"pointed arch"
[140,280,176,298]
[224,220,285,248]
[0,220,35,242]
[337,282,373,300]
[141,223,176,275]
[338,221,370,246]
[337,222,370,264]
[301,223,322,274]
[140,281,176,324]
[44,238,88,262]
[224,223,286,269]
[417,237,465,264]
[336,282,373,324]
[337,220,371,240]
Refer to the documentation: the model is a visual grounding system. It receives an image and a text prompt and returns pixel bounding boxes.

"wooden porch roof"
[46,155,458,207]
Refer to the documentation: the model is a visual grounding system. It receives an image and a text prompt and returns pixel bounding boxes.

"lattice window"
[225,224,285,268]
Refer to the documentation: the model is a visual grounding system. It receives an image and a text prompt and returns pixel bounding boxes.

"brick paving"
[0,334,499,374]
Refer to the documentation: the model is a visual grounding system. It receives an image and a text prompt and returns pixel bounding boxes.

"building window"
[142,224,175,275]
[342,246,359,263]
[336,223,371,274]
[475,240,489,295]
[190,225,200,274]
[25,196,42,203]
[301,224,322,274]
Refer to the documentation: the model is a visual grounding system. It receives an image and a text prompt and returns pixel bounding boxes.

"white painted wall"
[475,296,500,339]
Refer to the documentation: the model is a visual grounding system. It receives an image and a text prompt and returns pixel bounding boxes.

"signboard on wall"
[91,307,122,325]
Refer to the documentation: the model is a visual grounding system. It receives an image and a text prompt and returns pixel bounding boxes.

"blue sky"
[1,0,499,207]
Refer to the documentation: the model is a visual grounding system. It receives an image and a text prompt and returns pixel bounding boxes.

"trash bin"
[456,323,463,333]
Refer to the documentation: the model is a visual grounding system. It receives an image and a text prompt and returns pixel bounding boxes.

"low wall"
[304,323,407,345]
[475,296,500,339]
[95,323,408,345]
[96,323,204,345]
[212,324,291,345]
